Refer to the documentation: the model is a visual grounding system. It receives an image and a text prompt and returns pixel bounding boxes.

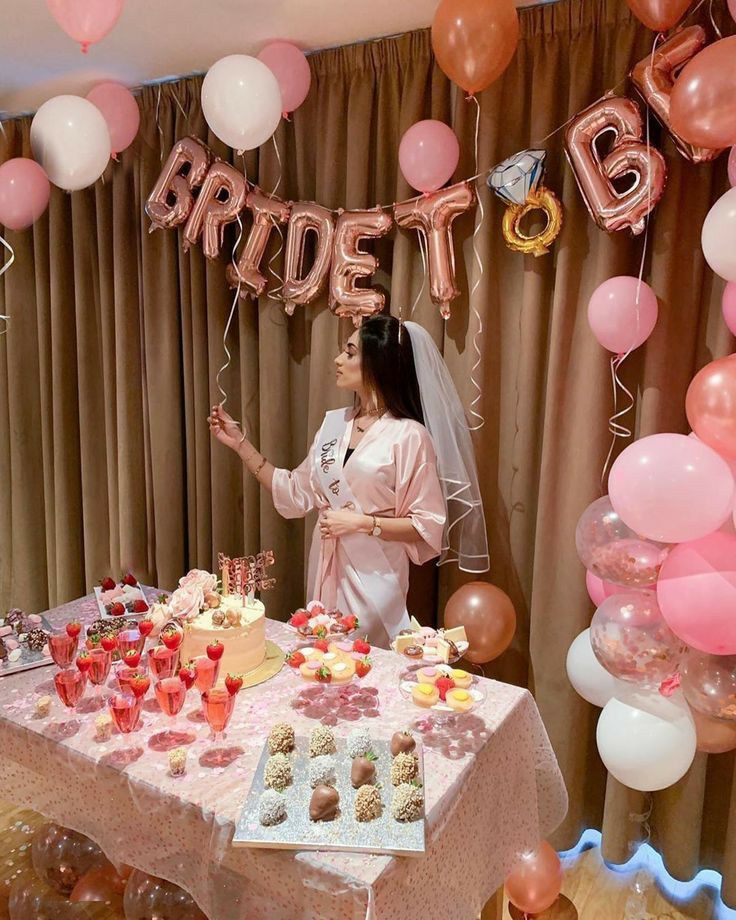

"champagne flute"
[87,648,112,701]
[117,628,144,659]
[48,631,79,669]
[148,644,180,681]
[154,676,189,741]
[201,688,235,743]
[54,668,87,711]
[117,660,148,695]
[107,692,142,736]
[193,655,220,693]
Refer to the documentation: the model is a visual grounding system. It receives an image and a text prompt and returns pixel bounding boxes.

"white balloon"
[702,187,736,282]
[566,628,621,708]
[596,689,696,792]
[201,55,282,152]
[30,96,111,192]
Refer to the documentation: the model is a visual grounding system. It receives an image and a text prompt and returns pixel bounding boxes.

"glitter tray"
[0,615,54,677]
[233,735,426,856]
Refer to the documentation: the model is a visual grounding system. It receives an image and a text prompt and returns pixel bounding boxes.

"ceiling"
[1,0,544,116]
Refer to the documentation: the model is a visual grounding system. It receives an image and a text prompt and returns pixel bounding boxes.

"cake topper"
[218,551,276,599]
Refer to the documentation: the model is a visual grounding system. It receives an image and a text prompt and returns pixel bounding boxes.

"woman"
[209,315,488,647]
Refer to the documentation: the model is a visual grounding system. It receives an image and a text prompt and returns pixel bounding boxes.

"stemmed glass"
[48,631,79,669]
[87,648,112,704]
[116,659,148,695]
[148,644,180,681]
[193,655,220,693]
[107,692,143,737]
[200,688,235,743]
[117,628,144,659]
[54,668,87,711]
[154,676,191,743]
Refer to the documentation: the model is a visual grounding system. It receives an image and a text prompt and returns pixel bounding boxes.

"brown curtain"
[1,0,734,900]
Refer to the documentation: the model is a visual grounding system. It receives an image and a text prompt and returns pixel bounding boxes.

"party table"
[0,591,567,919]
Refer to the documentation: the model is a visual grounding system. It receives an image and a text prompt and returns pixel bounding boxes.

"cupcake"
[450,668,472,689]
[391,783,424,822]
[168,747,187,777]
[411,683,439,708]
[445,688,474,712]
[416,667,439,685]
[268,722,295,755]
[264,753,293,791]
[391,751,419,786]
[355,785,382,822]
[309,725,336,758]
[259,789,286,826]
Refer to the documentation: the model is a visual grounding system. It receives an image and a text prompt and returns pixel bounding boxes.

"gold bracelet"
[253,456,268,477]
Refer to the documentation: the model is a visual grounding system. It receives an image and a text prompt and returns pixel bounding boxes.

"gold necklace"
[355,408,385,433]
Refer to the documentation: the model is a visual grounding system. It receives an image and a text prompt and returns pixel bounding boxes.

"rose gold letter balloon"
[227,189,291,298]
[564,97,667,235]
[282,202,335,314]
[182,160,248,260]
[443,581,516,664]
[625,0,693,31]
[394,181,476,319]
[631,27,721,164]
[329,207,394,326]
[686,354,736,459]
[145,137,212,231]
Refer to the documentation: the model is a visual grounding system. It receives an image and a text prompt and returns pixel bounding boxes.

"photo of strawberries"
[65,621,82,639]
[131,599,149,614]
[225,673,243,696]
[161,628,182,651]
[435,675,455,701]
[100,634,117,652]
[100,577,116,591]
[286,651,306,669]
[123,649,141,669]
[178,662,196,689]
[138,617,154,638]
[108,602,125,618]
[314,666,332,684]
[206,640,224,661]
[353,637,371,655]
[75,652,92,672]
[129,672,150,699]
[122,573,138,587]
[355,657,372,678]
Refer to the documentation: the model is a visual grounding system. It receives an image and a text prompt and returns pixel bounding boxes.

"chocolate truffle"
[26,628,49,652]
[351,753,377,789]
[309,785,340,822]
[390,730,416,757]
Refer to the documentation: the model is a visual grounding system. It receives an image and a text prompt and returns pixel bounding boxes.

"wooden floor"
[0,801,729,919]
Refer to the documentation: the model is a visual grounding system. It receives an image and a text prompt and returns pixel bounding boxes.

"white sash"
[315,409,409,640]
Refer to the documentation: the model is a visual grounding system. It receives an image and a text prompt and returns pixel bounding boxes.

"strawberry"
[286,651,306,669]
[138,617,154,637]
[206,640,224,661]
[314,666,332,684]
[225,673,243,696]
[178,661,196,689]
[289,611,309,628]
[100,634,118,652]
[132,599,149,614]
[355,656,372,679]
[65,621,82,639]
[435,675,455,702]
[76,651,92,672]
[100,577,116,591]
[123,649,141,668]
[161,628,182,651]
[122,573,138,587]
[314,638,329,653]
[340,614,358,631]
[352,637,371,655]
[311,625,328,638]
[86,633,101,650]
[109,602,125,618]
[129,672,150,699]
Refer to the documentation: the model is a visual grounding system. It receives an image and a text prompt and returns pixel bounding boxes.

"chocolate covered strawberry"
[109,602,125,618]
[132,599,149,614]
[355,657,372,679]
[206,640,224,661]
[161,627,182,651]
[100,577,116,591]
[122,573,138,587]
[138,617,154,638]
[178,662,196,689]
[286,651,306,669]
[76,651,92,672]
[129,672,150,699]
[65,621,82,639]
[352,637,370,655]
[225,673,243,696]
[123,649,141,669]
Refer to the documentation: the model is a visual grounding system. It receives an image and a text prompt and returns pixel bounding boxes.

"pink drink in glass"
[107,693,142,734]
[117,663,147,694]
[54,668,87,708]
[48,633,79,669]
[87,648,112,686]
[201,688,235,739]
[154,677,187,717]
[193,656,220,693]
[117,629,144,658]
[148,645,179,681]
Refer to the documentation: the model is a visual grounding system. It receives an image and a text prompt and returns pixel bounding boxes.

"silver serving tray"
[0,616,55,677]
[233,735,425,856]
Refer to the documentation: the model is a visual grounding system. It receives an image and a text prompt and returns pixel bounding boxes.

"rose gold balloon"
[145,137,212,231]
[671,37,736,149]
[564,97,667,235]
[394,181,476,319]
[690,707,736,753]
[70,865,125,905]
[431,0,519,95]
[330,207,394,326]
[227,189,291,297]
[625,0,692,31]
[686,354,736,459]
[443,581,516,664]
[504,840,563,915]
[631,27,722,164]
[182,160,248,261]
[282,202,335,314]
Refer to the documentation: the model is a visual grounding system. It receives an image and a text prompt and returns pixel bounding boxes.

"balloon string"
[215,215,248,444]
[409,230,428,321]
[467,94,485,432]
[708,0,722,38]
[155,85,165,162]
[267,134,286,303]
[0,234,14,335]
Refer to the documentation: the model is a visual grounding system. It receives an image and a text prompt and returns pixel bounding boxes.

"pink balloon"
[257,41,311,115]
[657,532,736,655]
[609,433,735,543]
[585,570,619,606]
[46,0,125,53]
[0,158,50,230]
[398,120,460,193]
[587,276,658,354]
[86,83,140,157]
[723,283,736,336]
[729,148,736,188]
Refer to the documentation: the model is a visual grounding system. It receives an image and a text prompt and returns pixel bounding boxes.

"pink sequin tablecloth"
[0,592,567,919]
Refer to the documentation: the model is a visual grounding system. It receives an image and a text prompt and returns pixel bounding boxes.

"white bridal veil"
[404,321,490,573]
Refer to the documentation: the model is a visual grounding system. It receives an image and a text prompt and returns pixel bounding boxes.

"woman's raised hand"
[208,404,244,451]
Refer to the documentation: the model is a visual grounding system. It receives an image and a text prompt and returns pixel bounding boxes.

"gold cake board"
[236,640,285,689]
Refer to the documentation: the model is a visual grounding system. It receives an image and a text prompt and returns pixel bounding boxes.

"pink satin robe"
[271,409,446,647]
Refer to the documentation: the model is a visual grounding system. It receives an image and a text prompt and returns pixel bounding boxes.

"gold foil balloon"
[443,581,516,664]
[631,26,722,164]
[394,181,476,319]
[488,149,563,256]
[145,137,212,232]
[31,823,106,894]
[329,207,394,326]
[182,160,248,261]
[564,96,667,235]
[282,202,335,314]
[227,189,291,297]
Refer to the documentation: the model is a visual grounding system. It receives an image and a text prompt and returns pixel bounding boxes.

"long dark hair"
[358,315,424,425]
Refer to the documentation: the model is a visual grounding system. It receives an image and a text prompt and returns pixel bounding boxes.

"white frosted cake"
[180,595,266,676]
